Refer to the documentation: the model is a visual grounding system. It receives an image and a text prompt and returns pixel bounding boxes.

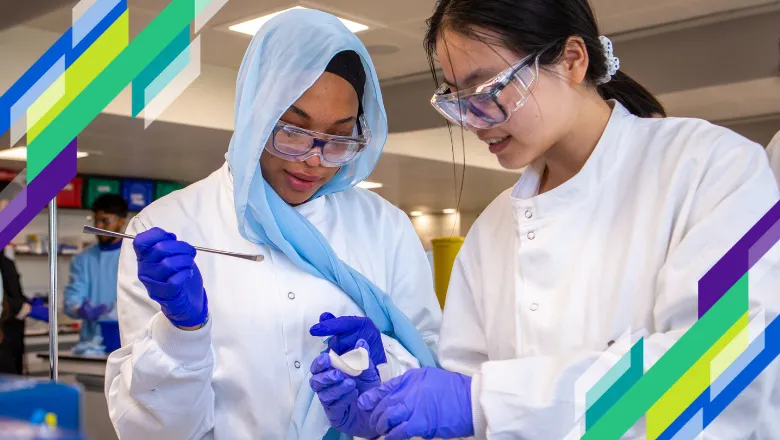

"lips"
[285,170,322,192]
[481,135,511,155]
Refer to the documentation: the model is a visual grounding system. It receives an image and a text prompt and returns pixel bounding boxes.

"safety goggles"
[265,115,371,167]
[430,51,543,130]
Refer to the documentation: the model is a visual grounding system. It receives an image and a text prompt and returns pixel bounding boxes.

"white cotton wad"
[328,347,370,377]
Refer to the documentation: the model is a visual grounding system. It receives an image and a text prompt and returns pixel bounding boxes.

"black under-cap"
[324,50,366,115]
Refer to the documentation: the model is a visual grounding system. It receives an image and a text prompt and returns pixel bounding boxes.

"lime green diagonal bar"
[27,0,195,181]
[27,12,129,143]
[646,312,748,439]
[582,275,748,440]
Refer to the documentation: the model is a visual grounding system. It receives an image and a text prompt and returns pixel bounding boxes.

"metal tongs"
[83,225,264,262]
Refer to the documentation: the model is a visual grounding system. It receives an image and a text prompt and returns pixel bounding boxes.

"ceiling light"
[229,6,369,36]
[442,209,457,214]
[0,146,89,161]
[357,181,383,190]
[409,211,423,217]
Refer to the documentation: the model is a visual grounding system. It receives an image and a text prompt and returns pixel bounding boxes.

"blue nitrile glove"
[310,313,387,366]
[27,297,49,323]
[310,339,382,439]
[134,227,208,328]
[76,300,111,322]
[357,367,474,440]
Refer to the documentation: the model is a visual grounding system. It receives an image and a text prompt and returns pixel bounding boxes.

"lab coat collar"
[219,161,328,227]
[510,100,634,223]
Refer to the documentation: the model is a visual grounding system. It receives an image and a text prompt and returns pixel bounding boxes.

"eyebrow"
[288,105,356,126]
[443,67,490,90]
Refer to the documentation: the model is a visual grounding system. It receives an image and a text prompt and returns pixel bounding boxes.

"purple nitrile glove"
[27,297,49,323]
[310,313,387,366]
[310,339,382,439]
[77,300,110,322]
[133,227,208,328]
[357,367,475,440]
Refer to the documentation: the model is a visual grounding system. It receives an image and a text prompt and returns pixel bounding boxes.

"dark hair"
[0,180,23,202]
[92,193,128,217]
[424,0,666,118]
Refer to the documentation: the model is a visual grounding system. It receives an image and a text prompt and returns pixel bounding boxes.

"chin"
[282,190,315,206]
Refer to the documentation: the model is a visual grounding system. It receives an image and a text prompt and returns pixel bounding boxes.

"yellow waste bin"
[431,236,465,308]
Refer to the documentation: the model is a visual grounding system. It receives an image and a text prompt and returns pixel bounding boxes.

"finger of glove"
[319,312,336,323]
[317,378,357,405]
[310,316,364,337]
[137,240,196,265]
[357,375,402,411]
[310,352,332,375]
[373,402,412,436]
[133,228,177,259]
[310,368,346,392]
[384,421,416,440]
[138,254,196,283]
[139,273,189,301]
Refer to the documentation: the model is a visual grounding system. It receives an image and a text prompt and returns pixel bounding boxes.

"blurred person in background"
[345,0,780,438]
[0,180,49,375]
[64,194,127,348]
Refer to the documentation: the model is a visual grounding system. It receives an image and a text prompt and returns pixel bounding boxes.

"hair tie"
[598,36,620,84]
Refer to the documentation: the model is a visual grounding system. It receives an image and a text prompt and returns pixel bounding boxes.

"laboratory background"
[0,0,779,438]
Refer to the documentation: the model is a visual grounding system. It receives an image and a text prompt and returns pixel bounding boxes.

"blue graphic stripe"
[73,0,123,48]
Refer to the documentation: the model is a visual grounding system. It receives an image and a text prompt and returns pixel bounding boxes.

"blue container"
[99,320,121,353]
[121,179,155,211]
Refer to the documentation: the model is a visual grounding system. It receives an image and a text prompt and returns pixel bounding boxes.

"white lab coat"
[104,163,442,439]
[768,131,780,187]
[439,101,780,439]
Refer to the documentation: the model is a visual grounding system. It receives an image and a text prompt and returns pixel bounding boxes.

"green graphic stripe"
[586,339,644,430]
[131,26,190,117]
[27,0,195,180]
[582,275,748,439]
[646,311,748,439]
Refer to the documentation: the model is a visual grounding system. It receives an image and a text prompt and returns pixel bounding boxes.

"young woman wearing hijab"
[341,0,780,439]
[104,9,441,440]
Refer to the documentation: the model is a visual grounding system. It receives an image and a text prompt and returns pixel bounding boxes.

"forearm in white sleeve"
[105,216,217,439]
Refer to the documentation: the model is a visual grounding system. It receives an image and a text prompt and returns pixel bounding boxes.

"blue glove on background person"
[134,227,208,328]
[357,367,474,440]
[27,297,50,323]
[310,339,382,439]
[310,313,387,366]
[76,299,111,321]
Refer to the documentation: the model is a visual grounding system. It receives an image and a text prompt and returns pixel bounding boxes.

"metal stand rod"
[48,199,58,382]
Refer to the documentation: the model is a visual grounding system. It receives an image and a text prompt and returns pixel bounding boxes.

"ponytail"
[425,0,667,118]
[598,71,666,118]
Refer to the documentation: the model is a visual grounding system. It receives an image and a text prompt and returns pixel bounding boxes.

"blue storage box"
[121,179,155,211]
[0,376,83,435]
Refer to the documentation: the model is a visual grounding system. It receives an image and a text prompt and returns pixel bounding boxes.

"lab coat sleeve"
[64,253,89,318]
[444,138,780,440]
[382,210,443,377]
[104,216,216,440]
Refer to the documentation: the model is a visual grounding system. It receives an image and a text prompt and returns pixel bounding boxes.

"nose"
[304,154,322,167]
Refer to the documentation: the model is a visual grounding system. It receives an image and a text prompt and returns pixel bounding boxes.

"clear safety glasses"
[265,115,371,167]
[430,51,543,130]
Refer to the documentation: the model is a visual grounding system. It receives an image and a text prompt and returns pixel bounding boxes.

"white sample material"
[438,101,780,439]
[104,163,441,440]
[329,347,369,377]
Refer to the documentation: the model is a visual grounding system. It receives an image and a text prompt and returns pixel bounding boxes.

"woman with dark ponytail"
[354,0,780,438]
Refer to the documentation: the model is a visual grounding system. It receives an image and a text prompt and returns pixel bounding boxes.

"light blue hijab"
[225,8,437,440]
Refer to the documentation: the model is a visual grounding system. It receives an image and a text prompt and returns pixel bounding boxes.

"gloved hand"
[357,367,475,440]
[310,339,381,439]
[27,297,49,323]
[310,313,387,366]
[134,227,208,328]
[76,300,111,321]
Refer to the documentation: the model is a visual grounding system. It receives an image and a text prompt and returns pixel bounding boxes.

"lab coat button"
[530,303,539,311]
[288,292,295,300]
[525,210,533,219]
[527,231,536,240]
[294,361,301,369]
